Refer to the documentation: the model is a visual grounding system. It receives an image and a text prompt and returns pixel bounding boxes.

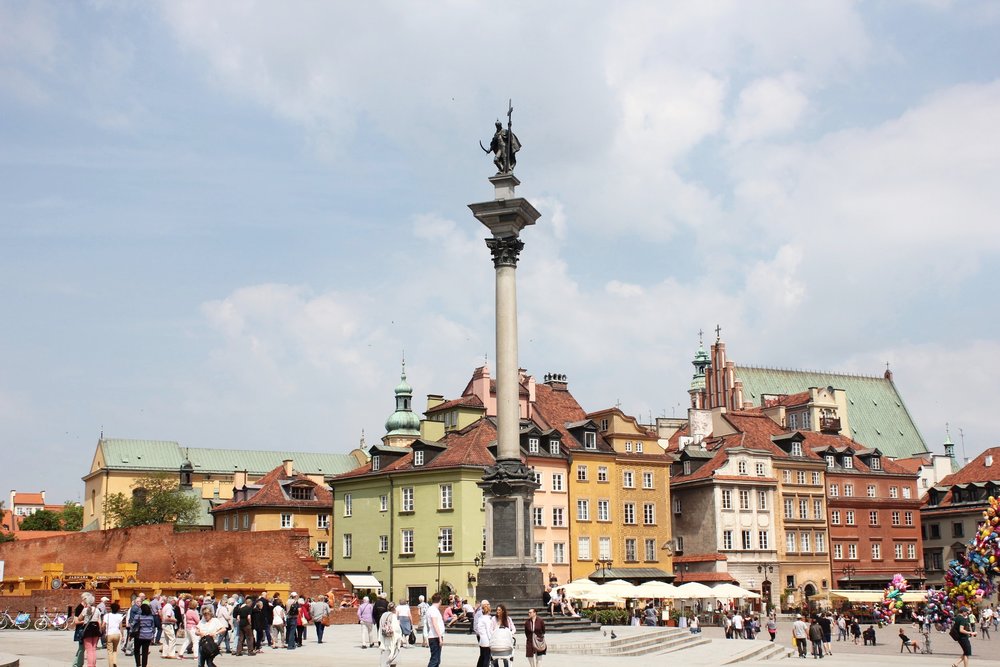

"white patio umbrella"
[560,578,599,597]
[632,580,680,599]
[598,579,638,597]
[711,583,761,599]
[575,589,624,604]
[674,581,717,598]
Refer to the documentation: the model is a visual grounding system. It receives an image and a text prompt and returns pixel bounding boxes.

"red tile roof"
[212,464,332,512]
[674,571,737,583]
[12,493,45,505]
[532,383,616,452]
[936,447,1000,486]
[762,391,811,408]
[893,455,932,475]
[673,553,728,563]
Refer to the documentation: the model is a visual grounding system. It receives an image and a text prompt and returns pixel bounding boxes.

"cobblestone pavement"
[1,622,998,667]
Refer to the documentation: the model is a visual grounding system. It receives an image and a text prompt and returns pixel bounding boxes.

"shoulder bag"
[531,619,547,653]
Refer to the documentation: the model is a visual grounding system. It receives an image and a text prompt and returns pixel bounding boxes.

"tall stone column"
[469,172,543,603]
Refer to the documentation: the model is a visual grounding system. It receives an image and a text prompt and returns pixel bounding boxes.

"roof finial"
[698,328,704,347]
[401,350,407,379]
[360,429,367,450]
[715,324,722,342]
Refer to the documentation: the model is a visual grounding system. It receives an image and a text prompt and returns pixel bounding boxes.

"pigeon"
[603,631,607,637]
[610,631,617,640]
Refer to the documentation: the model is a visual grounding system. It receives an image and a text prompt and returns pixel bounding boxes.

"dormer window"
[289,486,313,501]
[528,437,539,454]
[843,455,853,469]
[549,439,560,455]
[683,460,691,475]
[791,442,803,457]
[414,450,425,466]
[372,456,381,471]
[825,455,835,468]
[584,432,597,450]
[870,457,881,471]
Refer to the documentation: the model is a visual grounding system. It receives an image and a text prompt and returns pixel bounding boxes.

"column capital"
[485,236,525,268]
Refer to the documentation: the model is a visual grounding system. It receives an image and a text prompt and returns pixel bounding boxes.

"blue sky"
[2,1,999,503]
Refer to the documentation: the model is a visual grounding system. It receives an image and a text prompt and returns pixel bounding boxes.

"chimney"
[282,459,294,477]
[233,470,248,490]
[544,373,568,391]
[41,490,45,503]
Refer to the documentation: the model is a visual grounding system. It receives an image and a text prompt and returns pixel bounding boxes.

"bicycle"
[0,609,32,630]
[34,607,69,630]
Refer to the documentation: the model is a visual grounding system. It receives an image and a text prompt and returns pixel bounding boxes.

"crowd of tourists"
[69,590,333,667]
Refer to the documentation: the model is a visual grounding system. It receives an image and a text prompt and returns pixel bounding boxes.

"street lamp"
[841,565,856,588]
[594,559,613,580]
[913,567,926,588]
[757,564,774,612]
[436,538,444,594]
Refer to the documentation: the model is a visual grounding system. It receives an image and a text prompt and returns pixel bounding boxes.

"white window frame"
[552,507,565,527]
[834,544,843,559]
[577,499,590,521]
[533,507,544,527]
[343,533,352,558]
[343,494,352,517]
[438,527,453,554]
[401,487,414,512]
[623,471,634,488]
[577,465,588,481]
[549,439,560,455]
[643,502,655,525]
[439,483,453,510]
[317,514,330,529]
[597,466,608,482]
[642,471,654,489]
[598,536,611,560]
[553,542,566,564]
[848,543,857,560]
[401,529,414,555]
[378,535,389,553]
[316,540,328,558]
[281,513,293,528]
[598,499,610,522]
[577,536,591,560]
[584,431,597,450]
[380,495,388,512]
[414,450,425,466]
[722,490,733,511]
[551,473,564,492]
[623,502,636,525]
[528,437,539,454]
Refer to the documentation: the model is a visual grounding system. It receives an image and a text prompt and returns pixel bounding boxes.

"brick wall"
[0,524,338,598]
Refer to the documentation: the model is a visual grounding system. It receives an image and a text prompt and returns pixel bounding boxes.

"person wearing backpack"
[285,593,300,650]
[951,607,976,667]
[378,601,402,667]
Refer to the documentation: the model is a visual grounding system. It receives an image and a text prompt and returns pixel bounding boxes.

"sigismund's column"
[470,105,543,603]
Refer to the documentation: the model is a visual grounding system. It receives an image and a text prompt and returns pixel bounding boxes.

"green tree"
[60,502,83,531]
[0,532,14,543]
[19,509,64,531]
[102,475,201,528]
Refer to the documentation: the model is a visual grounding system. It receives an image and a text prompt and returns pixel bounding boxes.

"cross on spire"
[698,328,704,346]
[715,324,722,342]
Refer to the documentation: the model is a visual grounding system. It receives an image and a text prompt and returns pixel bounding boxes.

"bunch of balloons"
[922,587,954,626]
[880,573,909,623]
[944,495,1000,607]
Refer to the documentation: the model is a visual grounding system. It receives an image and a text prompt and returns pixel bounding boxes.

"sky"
[2,1,999,505]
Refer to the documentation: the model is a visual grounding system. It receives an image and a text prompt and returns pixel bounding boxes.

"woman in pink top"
[181,601,201,659]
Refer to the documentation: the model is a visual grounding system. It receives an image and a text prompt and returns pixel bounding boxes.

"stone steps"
[722,641,795,663]
[548,627,710,656]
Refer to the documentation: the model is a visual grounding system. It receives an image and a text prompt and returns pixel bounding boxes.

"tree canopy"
[102,475,201,528]
[17,502,84,531]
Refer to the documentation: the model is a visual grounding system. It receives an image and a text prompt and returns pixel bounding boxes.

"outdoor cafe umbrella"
[598,579,638,597]
[710,583,761,599]
[632,580,680,599]
[674,581,717,599]
[561,578,599,597]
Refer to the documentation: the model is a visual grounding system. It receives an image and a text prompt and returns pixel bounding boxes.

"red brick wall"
[0,524,334,598]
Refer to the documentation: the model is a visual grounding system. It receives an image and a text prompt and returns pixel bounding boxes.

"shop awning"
[826,590,926,603]
[343,573,383,589]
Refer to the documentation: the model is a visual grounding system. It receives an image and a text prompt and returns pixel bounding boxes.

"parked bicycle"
[0,608,32,630]
[34,607,69,630]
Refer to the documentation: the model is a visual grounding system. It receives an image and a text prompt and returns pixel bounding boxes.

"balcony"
[820,417,841,433]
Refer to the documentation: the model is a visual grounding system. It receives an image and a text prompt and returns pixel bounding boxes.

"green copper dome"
[385,361,421,436]
[690,341,710,391]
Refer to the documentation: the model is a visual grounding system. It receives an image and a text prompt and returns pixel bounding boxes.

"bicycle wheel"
[34,618,48,630]
[15,617,31,630]
[0,616,8,630]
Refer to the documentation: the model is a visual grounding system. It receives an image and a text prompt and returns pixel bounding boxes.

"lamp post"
[436,538,444,595]
[594,559,613,581]
[757,563,774,612]
[841,565,856,589]
[913,567,926,589]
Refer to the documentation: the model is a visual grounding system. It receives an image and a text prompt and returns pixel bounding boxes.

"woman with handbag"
[524,608,546,667]
[270,597,286,648]
[77,592,104,667]
[194,606,226,667]
[378,602,403,667]
[489,604,516,667]
[131,603,157,667]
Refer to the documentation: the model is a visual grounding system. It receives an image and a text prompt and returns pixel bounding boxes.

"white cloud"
[729,73,809,145]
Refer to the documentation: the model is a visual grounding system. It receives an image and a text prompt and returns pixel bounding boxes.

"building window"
[636,442,643,453]
[683,461,692,475]
[281,513,293,528]
[834,544,843,559]
[553,543,566,563]
[871,457,881,470]
[642,472,654,489]
[533,507,544,527]
[600,418,609,431]
[290,486,313,500]
[869,511,879,526]
[577,465,588,481]
[930,524,941,539]
[597,466,608,482]
[438,527,453,553]
[891,511,901,526]
[414,450,425,466]
[889,486,898,499]
[788,413,797,429]
[813,499,823,519]
[534,472,543,489]
[738,460,748,475]
[825,455,835,468]
[625,441,632,452]
[577,499,590,521]
[791,442,803,457]
[552,507,565,527]
[528,437,539,454]
[645,538,657,561]
[784,498,794,518]
[953,522,965,538]
[831,510,841,525]
[786,532,796,553]
[316,541,328,558]
[599,536,611,560]
[848,543,857,560]
[905,511,914,526]
[378,535,389,553]
[623,471,634,488]
[440,484,453,510]
[317,514,330,529]
[797,471,806,484]
[400,487,414,512]
[243,514,250,529]
[811,472,821,485]
[534,543,545,564]
[672,497,681,514]
[577,537,591,560]
[342,533,352,558]
[401,529,414,555]
[723,530,734,550]
[829,484,839,497]
[758,530,769,550]
[549,439,560,455]
[758,491,768,510]
[894,543,903,559]
[846,510,855,526]
[742,530,753,550]
[799,499,808,519]
[872,542,882,560]
[740,489,751,510]
[815,532,826,552]
[867,484,876,498]
[371,455,381,472]
[343,494,352,517]
[902,486,912,499]
[722,490,733,511]
[552,473,564,492]
[223,516,229,531]
[624,538,637,562]
[800,532,810,552]
[623,502,636,524]
[844,484,854,497]
[643,503,655,525]
[843,455,853,469]
[598,499,610,521]
[756,462,766,477]
[907,544,916,559]
[584,431,597,450]
[783,470,792,483]
[380,495,388,512]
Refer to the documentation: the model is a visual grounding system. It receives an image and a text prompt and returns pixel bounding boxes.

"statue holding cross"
[480,100,521,174]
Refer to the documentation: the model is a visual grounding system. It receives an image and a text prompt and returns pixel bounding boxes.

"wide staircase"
[546,627,710,656]
[445,600,601,634]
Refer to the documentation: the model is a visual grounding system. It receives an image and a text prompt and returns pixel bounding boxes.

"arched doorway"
[803,583,817,610]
